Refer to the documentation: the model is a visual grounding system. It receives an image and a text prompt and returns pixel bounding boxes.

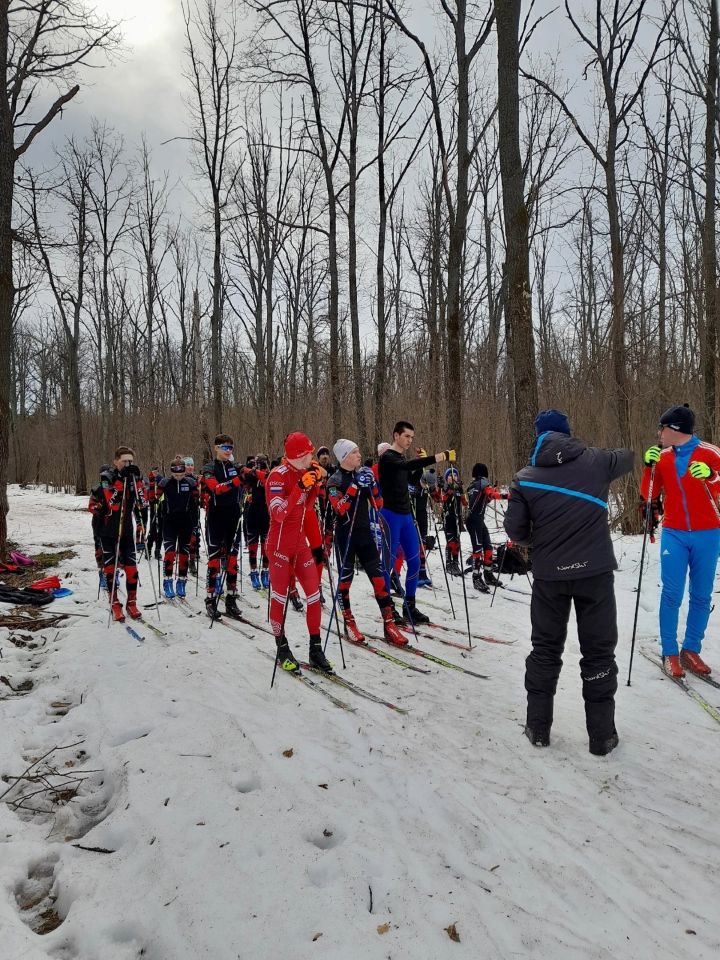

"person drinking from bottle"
[266,432,331,673]
[97,446,148,622]
[378,420,456,626]
[327,439,407,646]
[640,403,720,678]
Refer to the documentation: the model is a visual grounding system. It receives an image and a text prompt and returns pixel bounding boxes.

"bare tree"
[182,0,242,433]
[0,0,119,553]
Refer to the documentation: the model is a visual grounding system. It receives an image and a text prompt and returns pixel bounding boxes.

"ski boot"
[319,587,326,606]
[189,557,198,577]
[205,596,222,621]
[403,598,430,625]
[98,569,108,591]
[308,635,332,672]
[680,650,712,675]
[484,568,503,588]
[110,599,125,622]
[524,724,551,747]
[225,593,242,620]
[276,635,300,672]
[163,577,175,600]
[417,573,433,589]
[175,578,187,599]
[261,569,270,590]
[289,589,304,613]
[392,604,407,626]
[250,570,261,590]
[382,608,408,646]
[472,571,490,594]
[663,654,684,678]
[342,610,365,643]
[126,598,142,620]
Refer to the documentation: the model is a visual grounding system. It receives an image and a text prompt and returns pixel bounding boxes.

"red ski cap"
[284,431,314,459]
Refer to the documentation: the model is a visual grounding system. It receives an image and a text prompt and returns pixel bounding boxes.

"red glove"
[232,475,241,487]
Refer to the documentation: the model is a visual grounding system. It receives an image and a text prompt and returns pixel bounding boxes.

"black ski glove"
[121,464,141,479]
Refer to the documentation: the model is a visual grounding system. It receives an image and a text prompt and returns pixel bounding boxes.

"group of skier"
[86,401,720,758]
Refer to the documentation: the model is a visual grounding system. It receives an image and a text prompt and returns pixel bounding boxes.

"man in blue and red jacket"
[641,403,720,678]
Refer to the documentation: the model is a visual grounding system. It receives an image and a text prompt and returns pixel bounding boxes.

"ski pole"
[702,481,720,522]
[106,477,128,627]
[322,495,361,656]
[627,464,656,686]
[452,495,472,649]
[410,494,438,601]
[427,491,456,619]
[132,477,161,620]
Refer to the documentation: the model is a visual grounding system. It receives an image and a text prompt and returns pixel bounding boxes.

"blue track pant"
[380,508,421,600]
[659,527,720,656]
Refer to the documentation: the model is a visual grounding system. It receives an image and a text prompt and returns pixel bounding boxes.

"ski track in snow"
[0,486,718,959]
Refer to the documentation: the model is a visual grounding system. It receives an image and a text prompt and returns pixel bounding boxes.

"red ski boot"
[382,609,408,646]
[342,611,366,643]
[111,600,125,622]
[663,654,685,678]
[125,598,142,620]
[680,650,711,676]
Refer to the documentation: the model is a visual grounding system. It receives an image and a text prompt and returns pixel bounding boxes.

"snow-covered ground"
[1,485,718,960]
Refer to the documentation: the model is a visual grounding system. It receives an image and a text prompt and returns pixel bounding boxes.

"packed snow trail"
[0,486,718,959]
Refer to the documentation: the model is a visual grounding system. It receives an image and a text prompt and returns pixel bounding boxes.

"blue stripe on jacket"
[518,480,608,510]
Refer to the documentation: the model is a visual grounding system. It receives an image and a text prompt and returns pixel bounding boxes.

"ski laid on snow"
[256,650,355,712]
[371,633,489,679]
[640,647,720,726]
[345,633,433,674]
[298,662,409,714]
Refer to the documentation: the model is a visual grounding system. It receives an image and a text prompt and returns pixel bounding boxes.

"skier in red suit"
[266,432,332,672]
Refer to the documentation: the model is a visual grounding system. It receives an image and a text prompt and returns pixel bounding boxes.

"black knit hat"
[472,462,489,479]
[659,403,694,434]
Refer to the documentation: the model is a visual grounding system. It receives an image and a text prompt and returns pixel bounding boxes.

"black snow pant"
[525,572,618,741]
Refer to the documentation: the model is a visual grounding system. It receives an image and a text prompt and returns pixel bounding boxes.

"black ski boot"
[404,598,430,625]
[392,603,407,626]
[484,568,503,587]
[205,596,222,621]
[524,724,551,747]
[289,590,304,613]
[390,571,404,597]
[472,571,490,593]
[225,593,242,620]
[276,636,300,672]
[308,635,333,672]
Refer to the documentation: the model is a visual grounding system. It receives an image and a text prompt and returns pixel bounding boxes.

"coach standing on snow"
[640,404,720,679]
[504,410,633,757]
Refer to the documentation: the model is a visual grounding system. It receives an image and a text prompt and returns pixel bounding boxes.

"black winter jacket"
[503,432,633,580]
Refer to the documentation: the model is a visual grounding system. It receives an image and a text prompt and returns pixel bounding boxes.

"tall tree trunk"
[0,9,13,555]
[212,191,223,430]
[703,0,719,437]
[495,0,538,471]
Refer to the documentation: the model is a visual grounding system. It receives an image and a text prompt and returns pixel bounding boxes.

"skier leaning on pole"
[266,432,332,673]
[326,439,408,646]
[96,446,149,622]
[640,403,720,678]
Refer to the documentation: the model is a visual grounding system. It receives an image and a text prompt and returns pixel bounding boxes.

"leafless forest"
[1,0,718,547]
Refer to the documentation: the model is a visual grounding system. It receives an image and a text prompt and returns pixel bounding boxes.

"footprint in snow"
[305,826,345,851]
[15,851,66,935]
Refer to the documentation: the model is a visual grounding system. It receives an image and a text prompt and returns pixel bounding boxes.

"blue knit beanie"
[534,409,571,437]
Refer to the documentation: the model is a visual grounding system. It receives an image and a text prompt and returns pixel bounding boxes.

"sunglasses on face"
[171,465,186,473]
[219,444,234,452]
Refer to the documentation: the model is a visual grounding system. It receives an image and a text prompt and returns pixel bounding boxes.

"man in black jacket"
[504,409,634,756]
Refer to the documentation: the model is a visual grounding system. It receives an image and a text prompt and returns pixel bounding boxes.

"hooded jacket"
[504,432,634,580]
